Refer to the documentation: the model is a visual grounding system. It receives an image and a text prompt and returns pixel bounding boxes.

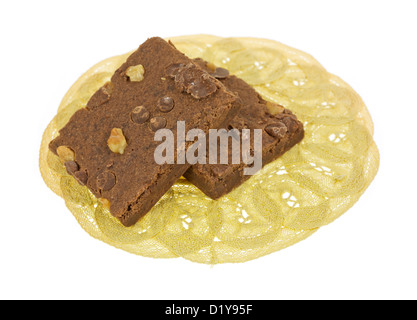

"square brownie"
[183,58,304,199]
[49,38,239,226]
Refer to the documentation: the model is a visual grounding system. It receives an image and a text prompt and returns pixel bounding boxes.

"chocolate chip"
[74,171,88,186]
[187,74,218,99]
[211,67,229,79]
[131,106,150,124]
[171,63,218,99]
[158,97,175,112]
[166,63,185,77]
[265,122,288,138]
[96,171,116,192]
[65,161,79,175]
[150,116,167,131]
[282,116,299,133]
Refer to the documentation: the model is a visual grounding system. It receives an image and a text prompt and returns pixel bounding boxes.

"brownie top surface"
[49,37,237,218]
[191,58,304,178]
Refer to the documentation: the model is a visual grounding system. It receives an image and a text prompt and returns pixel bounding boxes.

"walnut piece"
[126,64,145,82]
[101,81,114,97]
[56,146,75,164]
[107,128,127,154]
[206,62,217,72]
[266,101,285,115]
[98,198,111,210]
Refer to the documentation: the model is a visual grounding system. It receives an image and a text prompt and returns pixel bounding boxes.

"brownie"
[183,58,304,199]
[49,37,239,227]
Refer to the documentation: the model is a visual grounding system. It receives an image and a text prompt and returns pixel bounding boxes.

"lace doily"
[39,35,379,264]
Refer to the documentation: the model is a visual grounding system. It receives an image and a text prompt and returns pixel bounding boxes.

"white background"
[1,0,416,300]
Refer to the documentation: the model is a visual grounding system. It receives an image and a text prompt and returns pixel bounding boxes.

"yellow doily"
[39,35,379,264]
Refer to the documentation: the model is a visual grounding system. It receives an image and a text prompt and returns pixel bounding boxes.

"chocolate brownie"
[49,37,239,227]
[183,58,304,199]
